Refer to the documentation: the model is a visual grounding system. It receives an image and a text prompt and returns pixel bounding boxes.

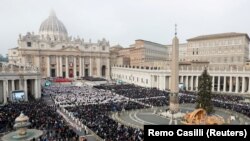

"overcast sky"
[0,0,250,55]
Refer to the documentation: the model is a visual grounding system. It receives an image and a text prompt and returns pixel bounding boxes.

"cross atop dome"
[49,9,56,17]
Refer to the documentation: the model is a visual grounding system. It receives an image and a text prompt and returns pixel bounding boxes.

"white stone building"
[0,62,41,104]
[187,32,250,67]
[8,11,110,79]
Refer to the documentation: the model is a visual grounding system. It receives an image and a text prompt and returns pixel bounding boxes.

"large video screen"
[12,91,25,102]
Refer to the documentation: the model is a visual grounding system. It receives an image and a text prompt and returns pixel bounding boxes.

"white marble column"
[229,76,232,93]
[47,56,50,77]
[59,56,62,77]
[65,56,69,78]
[159,75,166,90]
[242,77,245,93]
[223,76,226,92]
[180,76,184,83]
[212,76,215,92]
[96,57,101,77]
[235,77,239,93]
[106,58,110,79]
[82,57,85,77]
[89,57,92,76]
[185,76,189,90]
[11,80,15,92]
[195,76,199,91]
[37,79,41,98]
[217,76,220,92]
[24,79,28,101]
[74,56,77,78]
[3,80,7,104]
[248,77,250,93]
[79,57,82,77]
[56,56,59,77]
[35,79,38,99]
[190,76,193,91]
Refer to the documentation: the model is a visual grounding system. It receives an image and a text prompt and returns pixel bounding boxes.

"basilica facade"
[8,11,110,79]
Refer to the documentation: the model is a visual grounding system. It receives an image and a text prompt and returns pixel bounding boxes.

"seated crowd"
[66,101,146,141]
[0,100,78,140]
[43,85,127,106]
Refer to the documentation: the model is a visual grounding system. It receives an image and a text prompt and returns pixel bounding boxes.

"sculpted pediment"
[60,46,81,52]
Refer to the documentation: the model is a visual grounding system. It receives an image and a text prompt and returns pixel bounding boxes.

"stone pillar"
[74,56,77,78]
[37,79,41,98]
[56,56,59,77]
[159,75,165,90]
[35,79,38,99]
[212,76,215,92]
[24,79,28,101]
[242,77,245,93]
[47,56,50,77]
[235,77,239,93]
[180,76,184,83]
[89,57,92,76]
[106,58,110,79]
[229,76,232,93]
[11,80,15,91]
[217,76,220,92]
[3,80,8,104]
[223,76,226,92]
[59,56,62,77]
[82,57,85,77]
[66,56,69,78]
[190,76,193,91]
[195,76,199,91]
[185,76,189,90]
[79,57,82,77]
[248,77,250,94]
[96,57,101,77]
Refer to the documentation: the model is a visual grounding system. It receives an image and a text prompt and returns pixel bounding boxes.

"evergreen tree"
[196,68,214,114]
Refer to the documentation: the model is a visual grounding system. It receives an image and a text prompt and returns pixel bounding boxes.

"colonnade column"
[217,76,220,92]
[3,80,8,104]
[180,76,184,83]
[24,79,28,101]
[56,56,59,77]
[65,56,69,78]
[196,76,199,91]
[212,76,215,92]
[223,76,226,92]
[79,57,82,77]
[235,77,239,93]
[59,56,62,77]
[47,56,50,77]
[242,77,245,93]
[185,76,189,90]
[74,57,77,78]
[190,76,193,91]
[229,76,232,93]
[248,77,250,93]
[89,57,92,76]
[82,57,85,77]
[35,79,38,99]
[106,58,110,79]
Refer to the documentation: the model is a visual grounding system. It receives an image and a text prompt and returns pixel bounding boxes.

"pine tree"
[196,68,214,114]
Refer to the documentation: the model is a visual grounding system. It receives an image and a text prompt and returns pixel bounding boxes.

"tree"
[196,68,214,114]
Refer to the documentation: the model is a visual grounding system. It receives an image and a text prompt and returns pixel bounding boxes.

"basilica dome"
[39,10,68,41]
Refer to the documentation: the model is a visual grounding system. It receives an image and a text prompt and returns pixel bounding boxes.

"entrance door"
[101,65,106,77]
[51,69,56,77]
[69,69,73,78]
[85,69,89,77]
[63,72,66,78]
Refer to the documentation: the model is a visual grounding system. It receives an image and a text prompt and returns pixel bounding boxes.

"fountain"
[1,112,43,141]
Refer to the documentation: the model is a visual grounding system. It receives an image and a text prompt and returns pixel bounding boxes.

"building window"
[102,46,105,50]
[27,42,32,47]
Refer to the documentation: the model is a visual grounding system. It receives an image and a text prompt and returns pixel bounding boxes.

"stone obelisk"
[169,24,179,113]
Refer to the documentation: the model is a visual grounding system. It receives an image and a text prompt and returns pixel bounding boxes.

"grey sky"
[0,0,250,55]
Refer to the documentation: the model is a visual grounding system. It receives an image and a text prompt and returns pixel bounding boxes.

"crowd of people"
[43,85,127,106]
[0,100,79,140]
[66,101,146,141]
[94,84,168,99]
